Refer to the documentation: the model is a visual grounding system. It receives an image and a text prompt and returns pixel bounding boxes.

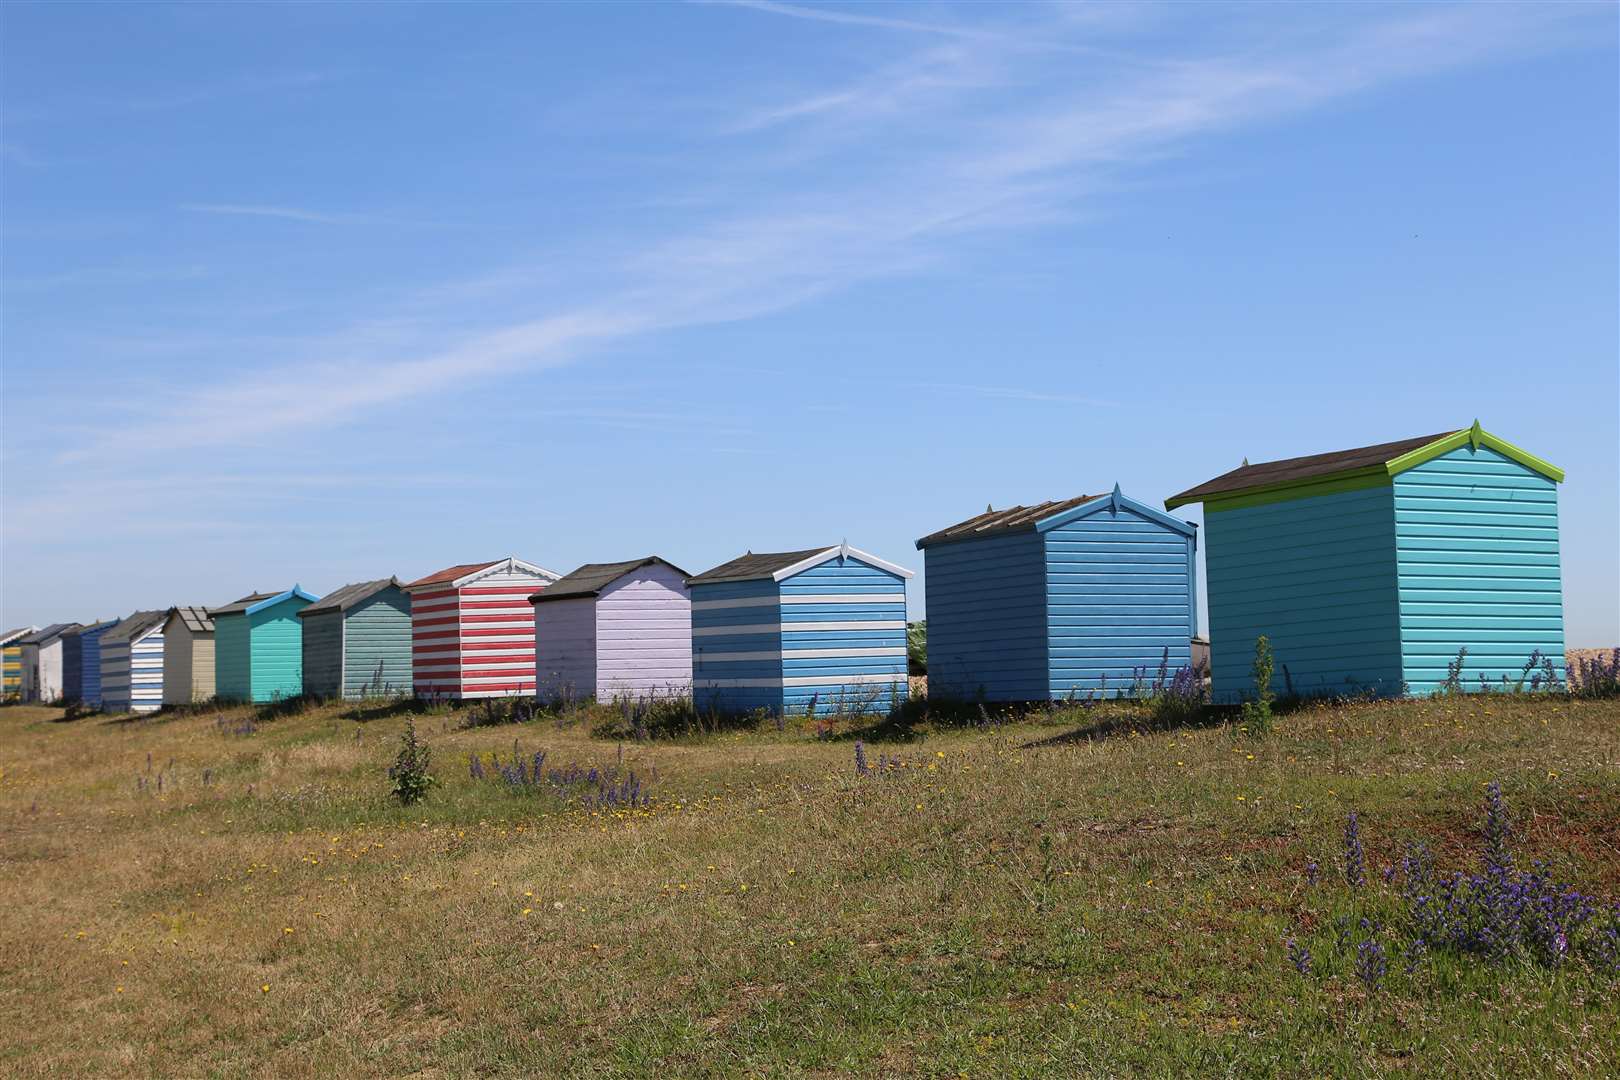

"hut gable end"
[1393,443,1565,695]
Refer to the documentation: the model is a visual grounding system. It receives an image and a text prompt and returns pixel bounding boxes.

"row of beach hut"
[4,423,1567,711]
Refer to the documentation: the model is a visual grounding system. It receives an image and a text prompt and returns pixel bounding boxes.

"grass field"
[2,692,1616,1077]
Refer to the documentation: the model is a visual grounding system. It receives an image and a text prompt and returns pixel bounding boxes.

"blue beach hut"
[688,544,913,716]
[62,618,119,707]
[916,486,1200,701]
[1166,422,1566,700]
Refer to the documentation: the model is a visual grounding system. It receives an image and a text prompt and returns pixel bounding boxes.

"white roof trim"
[452,555,562,589]
[769,543,915,582]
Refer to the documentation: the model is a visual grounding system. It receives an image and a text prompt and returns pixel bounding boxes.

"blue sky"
[2,1,1616,646]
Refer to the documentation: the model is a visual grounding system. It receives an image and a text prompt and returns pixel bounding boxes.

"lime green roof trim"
[1384,421,1564,483]
[1200,468,1391,513]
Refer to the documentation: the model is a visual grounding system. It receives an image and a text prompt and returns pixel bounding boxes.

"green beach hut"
[209,586,319,703]
[297,577,411,700]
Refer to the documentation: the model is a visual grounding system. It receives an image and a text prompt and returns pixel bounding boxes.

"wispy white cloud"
[31,3,1606,476]
[704,0,997,40]
[180,203,379,225]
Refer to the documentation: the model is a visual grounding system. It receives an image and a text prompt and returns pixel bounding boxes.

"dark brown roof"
[1165,430,1460,508]
[102,610,169,644]
[299,578,402,616]
[206,591,278,617]
[530,558,689,604]
[686,548,831,586]
[165,607,214,634]
[915,495,1105,548]
[404,561,502,589]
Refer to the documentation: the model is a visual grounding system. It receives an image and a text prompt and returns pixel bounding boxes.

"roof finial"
[1468,418,1483,451]
[1109,482,1122,514]
[986,503,993,513]
[1241,456,1249,467]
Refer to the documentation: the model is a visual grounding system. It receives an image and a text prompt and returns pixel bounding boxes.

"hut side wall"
[1204,485,1403,702]
[777,558,908,715]
[301,611,344,699]
[162,624,197,706]
[20,644,40,701]
[1044,506,1196,699]
[1394,444,1565,694]
[411,586,461,698]
[2,643,22,699]
[24,641,65,703]
[922,531,1048,702]
[534,596,597,704]
[595,563,691,700]
[691,578,783,715]
[342,591,412,699]
[215,616,254,702]
[80,626,112,707]
[62,634,84,704]
[248,598,308,703]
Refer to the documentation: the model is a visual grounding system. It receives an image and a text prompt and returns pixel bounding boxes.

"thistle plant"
[1241,635,1275,733]
[388,719,435,806]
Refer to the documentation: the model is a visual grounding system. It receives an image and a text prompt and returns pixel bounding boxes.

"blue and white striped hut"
[101,610,168,714]
[688,543,914,716]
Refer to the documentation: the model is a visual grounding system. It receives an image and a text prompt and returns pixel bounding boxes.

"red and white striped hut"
[404,556,561,699]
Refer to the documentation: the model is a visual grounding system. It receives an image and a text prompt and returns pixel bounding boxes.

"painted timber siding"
[778,558,908,714]
[25,639,68,703]
[1394,444,1565,694]
[249,598,307,702]
[2,645,21,698]
[1205,484,1403,702]
[1045,507,1196,698]
[534,598,597,702]
[163,625,215,705]
[691,578,783,714]
[595,562,691,699]
[409,560,556,699]
[342,592,412,698]
[77,622,117,707]
[924,531,1048,701]
[62,633,84,704]
[103,629,165,713]
[456,569,540,696]
[411,586,461,697]
[301,611,344,699]
[214,615,252,702]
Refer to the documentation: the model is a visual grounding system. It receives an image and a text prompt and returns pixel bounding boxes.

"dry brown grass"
[1,694,1617,1077]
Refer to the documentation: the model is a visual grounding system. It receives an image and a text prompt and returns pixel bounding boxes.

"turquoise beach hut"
[297,578,411,700]
[209,586,319,703]
[916,486,1199,701]
[1166,422,1565,700]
